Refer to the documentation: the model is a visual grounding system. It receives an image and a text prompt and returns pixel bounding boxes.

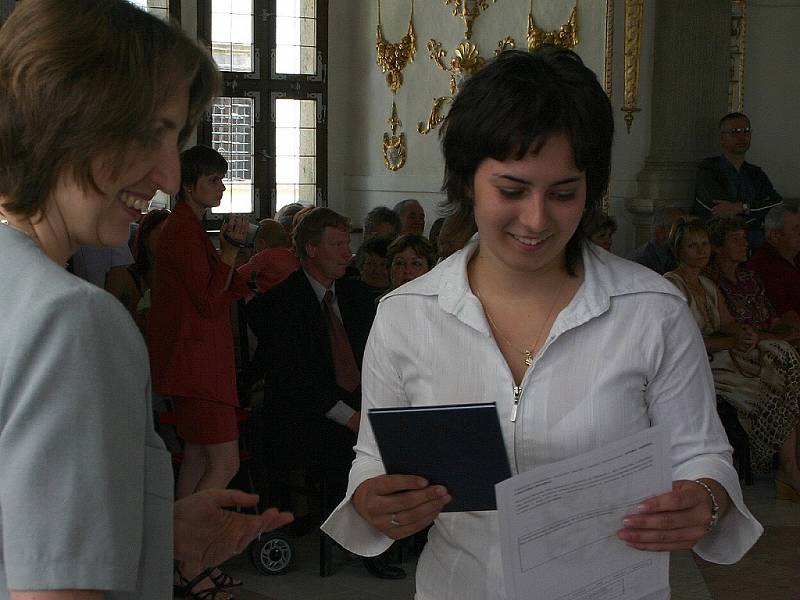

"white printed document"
[495,426,672,600]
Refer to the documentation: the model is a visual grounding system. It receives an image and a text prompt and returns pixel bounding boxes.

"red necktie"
[322,290,361,393]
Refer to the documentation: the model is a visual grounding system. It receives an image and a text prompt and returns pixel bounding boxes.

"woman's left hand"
[617,479,723,551]
[174,489,294,566]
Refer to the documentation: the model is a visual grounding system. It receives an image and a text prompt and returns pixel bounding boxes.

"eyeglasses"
[722,127,751,134]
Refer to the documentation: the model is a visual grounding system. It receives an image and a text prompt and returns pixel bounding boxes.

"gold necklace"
[475,275,568,367]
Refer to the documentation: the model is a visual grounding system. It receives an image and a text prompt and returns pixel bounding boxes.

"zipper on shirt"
[511,385,521,422]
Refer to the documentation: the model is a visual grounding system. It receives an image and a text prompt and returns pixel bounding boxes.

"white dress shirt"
[322,238,762,600]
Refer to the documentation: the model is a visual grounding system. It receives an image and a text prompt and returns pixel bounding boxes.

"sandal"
[209,567,243,589]
[176,566,236,600]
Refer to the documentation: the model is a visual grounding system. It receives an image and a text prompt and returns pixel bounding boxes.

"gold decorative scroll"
[495,36,516,56]
[427,40,485,96]
[383,102,407,171]
[527,6,578,51]
[417,96,451,135]
[604,0,614,97]
[376,0,416,93]
[622,0,644,133]
[444,0,497,40]
[728,0,746,112]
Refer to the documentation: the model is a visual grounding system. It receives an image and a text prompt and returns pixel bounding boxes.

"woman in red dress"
[148,145,252,597]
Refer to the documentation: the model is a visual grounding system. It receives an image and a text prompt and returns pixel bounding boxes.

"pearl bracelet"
[694,479,720,532]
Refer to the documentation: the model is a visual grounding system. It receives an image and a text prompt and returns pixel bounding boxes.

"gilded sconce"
[527,5,578,51]
[622,0,644,133]
[383,102,407,171]
[444,0,497,40]
[418,1,503,136]
[376,0,416,171]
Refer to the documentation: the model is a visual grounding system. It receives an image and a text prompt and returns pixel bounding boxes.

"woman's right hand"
[352,475,451,540]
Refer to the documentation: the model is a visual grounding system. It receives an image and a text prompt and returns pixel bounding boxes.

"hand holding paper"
[618,478,729,551]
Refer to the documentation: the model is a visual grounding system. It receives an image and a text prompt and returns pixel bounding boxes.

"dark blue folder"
[368,403,512,512]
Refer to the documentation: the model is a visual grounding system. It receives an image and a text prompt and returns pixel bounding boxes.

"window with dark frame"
[197,0,328,222]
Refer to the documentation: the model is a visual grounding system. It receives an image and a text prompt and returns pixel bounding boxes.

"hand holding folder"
[368,403,512,512]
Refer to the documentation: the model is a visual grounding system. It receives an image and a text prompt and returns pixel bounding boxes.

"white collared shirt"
[322,238,762,600]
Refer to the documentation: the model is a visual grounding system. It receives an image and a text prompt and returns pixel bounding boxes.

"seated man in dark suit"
[247,207,404,578]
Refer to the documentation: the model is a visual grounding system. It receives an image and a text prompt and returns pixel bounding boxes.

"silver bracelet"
[694,479,720,532]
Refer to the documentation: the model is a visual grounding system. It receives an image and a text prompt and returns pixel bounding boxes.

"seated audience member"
[584,212,616,251]
[393,198,425,235]
[630,206,684,274]
[665,218,800,498]
[237,218,300,293]
[746,202,800,330]
[246,207,405,578]
[72,242,133,287]
[437,211,477,261]
[706,216,800,345]
[428,216,445,250]
[692,112,782,250]
[363,205,401,241]
[275,202,305,238]
[387,233,437,291]
[105,208,170,332]
[355,237,390,297]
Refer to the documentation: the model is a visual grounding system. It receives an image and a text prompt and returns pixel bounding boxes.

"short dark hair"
[719,112,749,130]
[387,234,437,271]
[707,216,747,247]
[355,237,390,270]
[0,0,220,218]
[363,206,401,239]
[177,145,228,201]
[583,212,617,237]
[440,48,614,276]
[293,207,350,261]
[668,217,708,259]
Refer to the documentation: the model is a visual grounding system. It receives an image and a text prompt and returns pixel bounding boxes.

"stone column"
[626,0,730,245]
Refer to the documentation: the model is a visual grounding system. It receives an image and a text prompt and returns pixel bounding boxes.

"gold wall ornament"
[622,0,644,133]
[376,0,416,93]
[495,36,516,56]
[444,0,497,40]
[527,5,578,51]
[417,96,452,135]
[728,0,746,112]
[604,0,614,97]
[383,102,407,171]
[427,40,485,96]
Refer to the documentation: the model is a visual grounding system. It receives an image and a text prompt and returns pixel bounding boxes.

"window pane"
[275,1,317,75]
[126,0,168,20]
[212,0,253,73]
[275,98,317,211]
[212,97,254,214]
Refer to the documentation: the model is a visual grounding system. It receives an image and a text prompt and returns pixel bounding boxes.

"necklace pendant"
[524,351,533,366]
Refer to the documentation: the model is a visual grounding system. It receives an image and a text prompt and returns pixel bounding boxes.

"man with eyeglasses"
[693,112,782,249]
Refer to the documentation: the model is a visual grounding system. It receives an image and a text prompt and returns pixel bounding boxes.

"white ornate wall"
[327,0,639,240]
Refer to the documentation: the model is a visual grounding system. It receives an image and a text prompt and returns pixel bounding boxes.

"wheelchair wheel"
[250,532,294,575]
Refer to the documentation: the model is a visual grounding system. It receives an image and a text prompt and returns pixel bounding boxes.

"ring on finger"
[389,514,400,527]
